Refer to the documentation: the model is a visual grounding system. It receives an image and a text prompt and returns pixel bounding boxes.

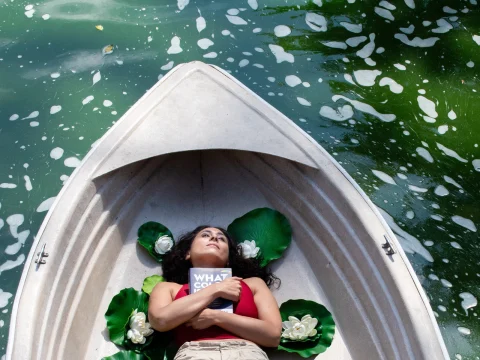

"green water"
[0,0,479,358]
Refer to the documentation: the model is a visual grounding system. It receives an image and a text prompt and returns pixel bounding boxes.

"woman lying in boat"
[148,226,282,360]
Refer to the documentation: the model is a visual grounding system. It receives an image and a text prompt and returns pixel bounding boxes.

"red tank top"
[172,281,259,346]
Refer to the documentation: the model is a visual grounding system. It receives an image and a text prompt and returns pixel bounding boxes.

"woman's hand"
[185,308,218,330]
[213,277,242,302]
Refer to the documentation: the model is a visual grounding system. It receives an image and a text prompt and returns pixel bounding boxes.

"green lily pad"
[102,350,150,360]
[143,332,177,360]
[105,288,152,350]
[227,208,292,267]
[278,299,335,358]
[142,275,165,295]
[138,222,174,263]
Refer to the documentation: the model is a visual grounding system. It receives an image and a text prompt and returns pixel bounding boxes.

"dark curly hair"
[161,225,280,288]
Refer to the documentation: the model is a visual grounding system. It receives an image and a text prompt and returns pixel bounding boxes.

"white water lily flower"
[239,240,260,259]
[127,309,154,344]
[154,235,174,255]
[281,314,318,341]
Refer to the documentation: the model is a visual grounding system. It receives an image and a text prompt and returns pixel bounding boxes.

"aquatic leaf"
[102,350,149,360]
[137,222,174,262]
[278,299,335,358]
[103,44,114,56]
[142,275,164,295]
[105,288,152,350]
[227,208,291,267]
[96,25,104,31]
[93,71,101,85]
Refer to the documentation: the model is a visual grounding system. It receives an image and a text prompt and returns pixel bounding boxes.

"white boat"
[7,61,448,360]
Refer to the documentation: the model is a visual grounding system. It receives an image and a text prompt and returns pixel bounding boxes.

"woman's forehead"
[200,227,225,235]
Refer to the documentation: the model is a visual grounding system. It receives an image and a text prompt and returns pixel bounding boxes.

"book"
[189,268,233,313]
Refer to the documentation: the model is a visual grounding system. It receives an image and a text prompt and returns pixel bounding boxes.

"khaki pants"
[174,340,269,360]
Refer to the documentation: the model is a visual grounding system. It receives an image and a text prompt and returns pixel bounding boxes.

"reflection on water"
[0,0,479,358]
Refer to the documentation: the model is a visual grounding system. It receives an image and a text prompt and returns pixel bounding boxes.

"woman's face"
[186,227,230,268]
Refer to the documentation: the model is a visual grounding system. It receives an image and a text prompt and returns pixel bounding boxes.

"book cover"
[189,268,233,313]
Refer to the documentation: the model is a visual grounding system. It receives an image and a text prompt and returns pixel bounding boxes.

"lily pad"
[278,299,335,358]
[227,208,291,267]
[142,275,165,295]
[102,350,150,360]
[138,222,174,263]
[105,288,152,350]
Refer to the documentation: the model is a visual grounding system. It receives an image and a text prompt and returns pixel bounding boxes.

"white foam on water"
[226,15,248,25]
[147,36,153,43]
[344,74,356,85]
[416,147,434,162]
[268,45,294,63]
[82,95,94,105]
[25,4,34,10]
[364,58,376,66]
[376,47,385,54]
[418,89,426,94]
[440,278,452,287]
[438,305,447,312]
[9,114,19,121]
[305,13,327,32]
[22,111,39,120]
[379,77,403,93]
[404,0,415,8]
[253,28,262,33]
[36,197,56,212]
[239,59,249,67]
[0,183,17,189]
[356,33,376,58]
[473,35,480,45]
[423,21,432,26]
[319,105,354,121]
[340,22,362,33]
[459,293,477,314]
[6,214,23,237]
[116,60,123,65]
[450,241,462,249]
[252,63,264,68]
[227,57,234,63]
[443,6,457,14]
[406,210,415,219]
[302,82,310,87]
[378,207,433,262]
[197,38,214,50]
[297,97,311,106]
[397,173,407,180]
[394,63,406,70]
[160,61,174,70]
[432,19,453,34]
[428,274,439,280]
[472,159,480,171]
[372,170,396,185]
[177,0,189,10]
[458,327,471,335]
[92,71,101,85]
[0,254,25,276]
[375,7,394,21]
[436,143,468,163]
[452,215,477,232]
[467,61,474,68]
[267,77,275,82]
[431,215,443,221]
[274,25,291,37]
[409,185,428,193]
[423,115,436,123]
[25,9,35,18]
[395,34,440,47]
[379,1,396,10]
[50,105,62,114]
[400,25,415,34]
[285,75,302,87]
[167,36,183,54]
[323,41,348,49]
[248,0,258,10]
[50,147,64,160]
[227,8,239,15]
[438,125,448,134]
[434,185,449,196]
[203,52,217,58]
[346,36,367,47]
[24,175,32,191]
[0,290,12,308]
[221,30,231,36]
[64,157,81,168]
[313,0,322,6]
[50,72,60,79]
[417,96,438,118]
[255,47,264,53]
[353,69,382,86]
[444,176,462,189]
[42,14,50,20]
[30,121,39,127]
[424,240,434,246]
[103,100,112,107]
[196,10,206,32]
[332,94,396,122]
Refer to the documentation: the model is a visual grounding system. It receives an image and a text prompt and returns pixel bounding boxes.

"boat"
[7,61,448,360]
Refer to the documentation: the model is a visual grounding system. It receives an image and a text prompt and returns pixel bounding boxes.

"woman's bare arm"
[148,277,242,332]
[186,277,282,347]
